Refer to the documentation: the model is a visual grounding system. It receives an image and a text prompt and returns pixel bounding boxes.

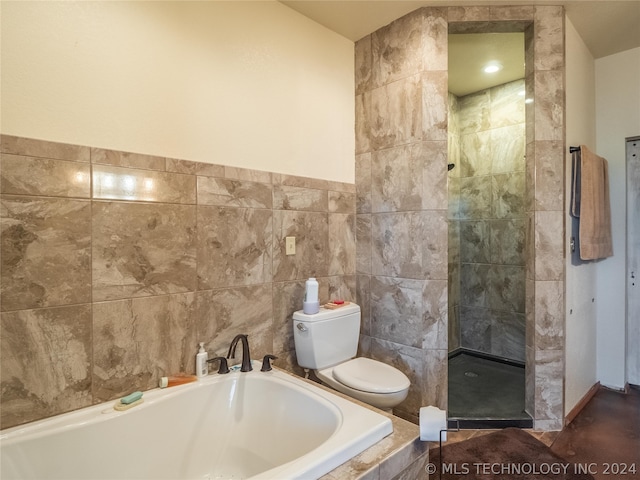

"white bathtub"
[0,363,392,480]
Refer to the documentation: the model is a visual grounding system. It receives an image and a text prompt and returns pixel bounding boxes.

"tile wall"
[0,135,356,429]
[450,79,527,362]
[355,7,450,423]
[356,5,565,430]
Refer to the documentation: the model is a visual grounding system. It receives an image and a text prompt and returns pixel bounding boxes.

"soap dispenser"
[196,342,208,378]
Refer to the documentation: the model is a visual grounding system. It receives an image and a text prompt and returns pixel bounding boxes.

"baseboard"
[565,381,601,426]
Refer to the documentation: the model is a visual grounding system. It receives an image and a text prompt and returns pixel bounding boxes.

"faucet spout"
[227,334,252,372]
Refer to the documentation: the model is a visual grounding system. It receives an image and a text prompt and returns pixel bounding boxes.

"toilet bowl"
[316,357,409,409]
[293,303,410,410]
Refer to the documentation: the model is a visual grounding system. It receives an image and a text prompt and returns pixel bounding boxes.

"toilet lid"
[333,358,410,394]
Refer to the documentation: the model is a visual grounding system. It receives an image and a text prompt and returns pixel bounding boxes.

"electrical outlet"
[285,236,296,255]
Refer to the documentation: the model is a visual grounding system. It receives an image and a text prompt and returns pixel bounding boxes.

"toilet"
[293,303,410,410]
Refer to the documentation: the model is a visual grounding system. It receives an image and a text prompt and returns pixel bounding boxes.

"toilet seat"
[332,357,410,394]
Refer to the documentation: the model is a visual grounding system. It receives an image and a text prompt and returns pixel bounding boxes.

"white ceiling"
[280,0,640,59]
[449,32,524,96]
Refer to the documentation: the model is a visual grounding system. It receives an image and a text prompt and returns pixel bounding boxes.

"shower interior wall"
[448,79,526,363]
[356,6,565,430]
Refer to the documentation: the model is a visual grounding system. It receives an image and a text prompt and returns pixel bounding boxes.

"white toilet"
[293,303,410,410]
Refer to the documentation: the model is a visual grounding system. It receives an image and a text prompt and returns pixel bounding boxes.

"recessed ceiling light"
[483,62,503,74]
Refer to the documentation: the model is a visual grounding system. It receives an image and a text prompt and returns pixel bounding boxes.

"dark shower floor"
[448,351,532,428]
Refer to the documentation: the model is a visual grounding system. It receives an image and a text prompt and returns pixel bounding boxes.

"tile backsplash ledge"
[0,134,356,429]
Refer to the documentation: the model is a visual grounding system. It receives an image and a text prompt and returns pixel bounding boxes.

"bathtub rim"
[1,361,394,480]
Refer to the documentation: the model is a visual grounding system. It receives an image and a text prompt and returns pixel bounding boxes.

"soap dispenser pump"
[196,342,208,378]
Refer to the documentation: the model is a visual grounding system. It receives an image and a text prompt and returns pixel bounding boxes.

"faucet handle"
[207,356,230,374]
[261,354,278,372]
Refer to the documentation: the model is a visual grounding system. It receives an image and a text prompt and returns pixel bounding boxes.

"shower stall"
[447,32,531,427]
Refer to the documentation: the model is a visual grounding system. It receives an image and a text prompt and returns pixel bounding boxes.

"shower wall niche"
[448,78,526,362]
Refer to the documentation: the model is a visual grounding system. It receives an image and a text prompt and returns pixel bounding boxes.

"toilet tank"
[293,303,361,370]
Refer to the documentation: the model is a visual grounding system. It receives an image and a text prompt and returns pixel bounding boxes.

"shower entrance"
[447,30,532,428]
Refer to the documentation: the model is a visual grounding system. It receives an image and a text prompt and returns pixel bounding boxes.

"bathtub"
[0,363,392,479]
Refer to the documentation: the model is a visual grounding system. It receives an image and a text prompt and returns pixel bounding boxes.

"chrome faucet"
[227,334,252,372]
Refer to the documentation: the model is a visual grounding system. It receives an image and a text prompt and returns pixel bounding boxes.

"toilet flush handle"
[296,323,307,332]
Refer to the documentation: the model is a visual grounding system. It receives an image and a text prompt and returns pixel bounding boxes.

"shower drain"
[464,371,479,377]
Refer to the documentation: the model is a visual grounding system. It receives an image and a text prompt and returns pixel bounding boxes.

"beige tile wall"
[452,79,527,362]
[356,5,565,430]
[0,134,356,429]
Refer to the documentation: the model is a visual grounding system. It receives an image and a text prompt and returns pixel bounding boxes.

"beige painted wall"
[564,17,598,415]
[0,1,355,182]
[595,46,640,389]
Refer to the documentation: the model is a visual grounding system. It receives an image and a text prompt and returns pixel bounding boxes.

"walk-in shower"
[447,31,531,428]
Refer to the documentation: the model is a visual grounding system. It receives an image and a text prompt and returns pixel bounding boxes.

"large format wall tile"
[490,79,525,129]
[490,218,526,265]
[1,304,92,428]
[534,70,564,142]
[458,90,490,135]
[197,206,272,289]
[198,177,272,209]
[371,145,422,212]
[489,265,526,313]
[421,348,448,410]
[92,201,197,301]
[491,311,526,361]
[421,209,448,280]
[356,275,372,336]
[492,124,526,174]
[535,210,564,281]
[534,349,563,428]
[91,148,165,171]
[356,214,372,275]
[355,34,372,96]
[459,176,492,219]
[92,293,196,401]
[369,75,422,151]
[422,279,447,350]
[272,280,307,358]
[370,276,424,348]
[533,6,564,71]
[355,153,372,213]
[492,172,526,218]
[370,337,425,414]
[372,212,423,278]
[1,154,90,198]
[460,131,492,176]
[329,213,356,276]
[372,11,425,88]
[422,8,448,71]
[534,140,564,211]
[420,141,448,210]
[329,191,356,214]
[273,185,327,212]
[272,211,329,281]
[93,165,196,204]
[355,93,371,154]
[460,220,490,263]
[196,285,273,361]
[1,195,91,311]
[421,71,448,141]
[460,263,490,308]
[1,134,90,162]
[534,280,564,350]
[460,306,492,352]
